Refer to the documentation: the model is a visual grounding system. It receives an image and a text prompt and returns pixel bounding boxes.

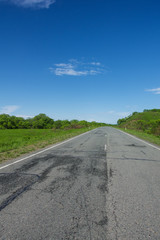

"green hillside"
[117,109,160,136]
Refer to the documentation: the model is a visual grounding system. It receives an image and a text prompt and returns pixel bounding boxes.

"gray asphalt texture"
[0,127,160,239]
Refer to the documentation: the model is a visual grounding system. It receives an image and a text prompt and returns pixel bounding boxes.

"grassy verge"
[0,127,95,163]
[115,127,160,147]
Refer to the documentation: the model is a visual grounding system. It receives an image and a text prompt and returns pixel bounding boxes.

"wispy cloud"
[50,59,104,77]
[0,105,20,115]
[1,0,56,8]
[146,88,160,94]
[91,62,101,66]
[16,114,34,119]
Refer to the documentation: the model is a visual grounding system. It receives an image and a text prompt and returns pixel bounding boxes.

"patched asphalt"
[0,127,160,239]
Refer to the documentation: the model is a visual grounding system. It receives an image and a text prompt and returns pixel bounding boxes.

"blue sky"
[0,0,160,123]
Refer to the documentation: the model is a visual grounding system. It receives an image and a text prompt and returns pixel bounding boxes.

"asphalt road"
[0,127,160,240]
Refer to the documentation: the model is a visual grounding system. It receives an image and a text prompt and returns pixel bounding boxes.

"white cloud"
[16,114,33,119]
[50,63,88,76]
[0,105,20,115]
[55,63,73,68]
[55,69,88,76]
[91,62,101,66]
[89,70,100,75]
[146,88,160,94]
[50,59,104,77]
[1,0,56,8]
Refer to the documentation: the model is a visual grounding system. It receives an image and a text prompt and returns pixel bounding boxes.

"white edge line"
[0,129,96,171]
[115,128,160,151]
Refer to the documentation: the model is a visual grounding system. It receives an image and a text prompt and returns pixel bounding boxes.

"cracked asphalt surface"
[0,127,160,239]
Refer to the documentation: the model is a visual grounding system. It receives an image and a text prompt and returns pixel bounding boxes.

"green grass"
[115,127,160,147]
[0,127,95,163]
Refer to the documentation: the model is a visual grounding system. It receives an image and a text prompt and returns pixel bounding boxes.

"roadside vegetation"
[116,109,160,146]
[0,114,107,163]
[1,109,159,163]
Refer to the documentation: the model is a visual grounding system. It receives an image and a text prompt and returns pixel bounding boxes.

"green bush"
[117,109,160,136]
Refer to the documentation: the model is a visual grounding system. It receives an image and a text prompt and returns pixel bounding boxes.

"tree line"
[0,113,107,129]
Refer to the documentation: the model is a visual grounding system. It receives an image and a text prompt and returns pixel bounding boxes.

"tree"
[0,114,10,129]
[32,114,54,129]
[54,120,62,129]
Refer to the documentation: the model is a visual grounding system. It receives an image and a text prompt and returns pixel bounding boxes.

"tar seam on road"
[0,129,96,171]
[105,131,119,240]
[0,173,40,212]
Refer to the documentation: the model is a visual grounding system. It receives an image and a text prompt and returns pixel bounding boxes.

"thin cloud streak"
[146,88,160,94]
[91,62,101,66]
[16,114,34,119]
[50,60,104,76]
[54,67,88,76]
[0,0,56,8]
